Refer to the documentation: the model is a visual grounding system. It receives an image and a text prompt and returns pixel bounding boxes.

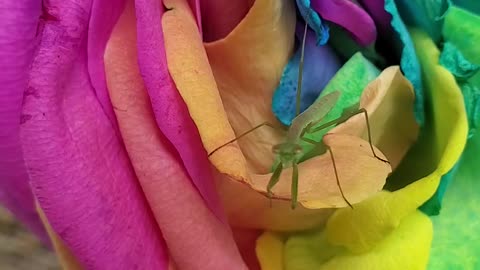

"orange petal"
[163,0,249,181]
[250,134,391,208]
[204,0,296,173]
[331,66,419,169]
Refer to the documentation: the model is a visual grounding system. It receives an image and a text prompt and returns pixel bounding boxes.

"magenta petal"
[0,0,48,243]
[358,0,392,34]
[311,0,377,46]
[87,0,126,131]
[20,1,168,269]
[187,0,202,35]
[134,0,225,222]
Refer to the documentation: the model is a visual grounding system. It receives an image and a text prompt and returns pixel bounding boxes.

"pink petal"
[0,0,48,243]
[134,0,224,220]
[20,1,168,268]
[105,3,247,269]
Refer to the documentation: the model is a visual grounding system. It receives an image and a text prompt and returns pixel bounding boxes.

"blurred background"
[0,207,59,270]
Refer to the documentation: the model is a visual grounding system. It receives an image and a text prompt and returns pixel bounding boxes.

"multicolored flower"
[0,0,478,269]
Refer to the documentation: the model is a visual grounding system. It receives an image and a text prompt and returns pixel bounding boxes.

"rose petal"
[256,232,285,270]
[272,26,342,126]
[439,42,480,80]
[395,0,449,43]
[20,1,168,268]
[421,6,480,214]
[203,0,296,173]
[105,3,246,269]
[296,0,330,45]
[443,6,480,88]
[200,0,253,42]
[452,0,480,14]
[0,0,47,242]
[324,29,468,254]
[384,0,425,125]
[251,134,391,208]
[87,0,126,130]
[135,0,224,221]
[282,211,432,270]
[358,0,391,33]
[428,133,480,269]
[232,228,262,270]
[311,0,377,46]
[36,203,82,270]
[331,66,419,170]
[297,52,381,159]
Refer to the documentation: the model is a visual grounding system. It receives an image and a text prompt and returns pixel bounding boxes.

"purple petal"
[272,26,342,125]
[311,0,377,46]
[134,0,225,221]
[0,0,48,243]
[20,1,168,269]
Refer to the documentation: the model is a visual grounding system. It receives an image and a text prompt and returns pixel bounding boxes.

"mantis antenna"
[295,22,309,117]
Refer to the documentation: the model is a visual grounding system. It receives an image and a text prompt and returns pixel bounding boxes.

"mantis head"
[272,142,303,165]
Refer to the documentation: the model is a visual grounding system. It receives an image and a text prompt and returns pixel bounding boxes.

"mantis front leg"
[303,108,389,163]
[299,135,353,208]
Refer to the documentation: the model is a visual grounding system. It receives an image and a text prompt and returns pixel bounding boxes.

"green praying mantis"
[208,22,389,209]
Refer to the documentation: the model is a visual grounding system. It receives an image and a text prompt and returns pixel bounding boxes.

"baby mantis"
[208,22,388,209]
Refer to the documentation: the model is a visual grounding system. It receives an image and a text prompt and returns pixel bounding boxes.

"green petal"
[395,0,450,43]
[443,6,480,129]
[427,133,480,269]
[299,52,379,160]
[421,6,480,214]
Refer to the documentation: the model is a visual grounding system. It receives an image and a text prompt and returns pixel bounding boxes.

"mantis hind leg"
[357,108,389,163]
[208,122,278,157]
[327,145,353,208]
[291,162,299,209]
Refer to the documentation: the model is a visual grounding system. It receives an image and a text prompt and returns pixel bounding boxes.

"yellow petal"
[282,211,432,270]
[325,28,468,253]
[256,232,286,270]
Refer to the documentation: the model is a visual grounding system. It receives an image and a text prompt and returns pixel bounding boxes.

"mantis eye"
[272,144,282,154]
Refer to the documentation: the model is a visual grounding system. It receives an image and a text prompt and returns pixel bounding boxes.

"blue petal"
[385,0,425,125]
[452,0,480,14]
[395,0,451,43]
[272,28,341,126]
[296,0,330,45]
